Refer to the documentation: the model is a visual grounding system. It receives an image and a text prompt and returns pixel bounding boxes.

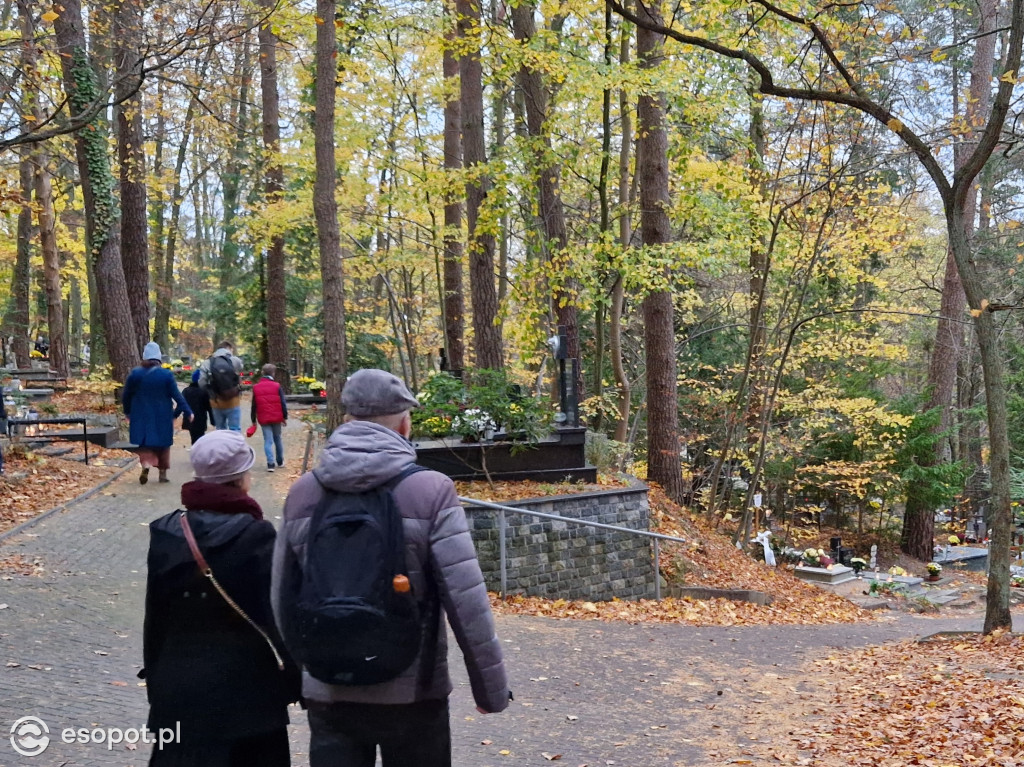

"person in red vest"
[251,364,288,472]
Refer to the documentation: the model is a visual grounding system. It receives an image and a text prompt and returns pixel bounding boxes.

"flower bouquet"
[802,548,833,568]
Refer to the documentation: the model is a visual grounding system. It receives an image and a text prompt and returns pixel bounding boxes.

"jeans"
[261,422,284,466]
[308,699,450,767]
[212,406,242,431]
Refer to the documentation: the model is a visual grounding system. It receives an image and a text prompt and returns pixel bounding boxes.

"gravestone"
[793,564,856,585]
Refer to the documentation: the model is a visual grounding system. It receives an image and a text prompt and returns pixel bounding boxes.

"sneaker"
[158,470,169,483]
[267,465,275,473]
[277,462,284,468]
[140,467,149,485]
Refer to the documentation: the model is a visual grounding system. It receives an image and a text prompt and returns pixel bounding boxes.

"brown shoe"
[158,470,169,483]
[139,467,149,485]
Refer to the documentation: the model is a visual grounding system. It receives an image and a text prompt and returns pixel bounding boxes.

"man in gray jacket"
[272,369,510,766]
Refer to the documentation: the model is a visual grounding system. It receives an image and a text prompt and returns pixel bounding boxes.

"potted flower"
[850,557,867,577]
[925,562,942,581]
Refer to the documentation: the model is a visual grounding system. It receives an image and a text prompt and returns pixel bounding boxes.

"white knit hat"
[142,342,162,361]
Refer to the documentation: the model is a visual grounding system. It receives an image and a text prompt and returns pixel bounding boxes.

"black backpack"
[207,355,240,399]
[289,464,432,685]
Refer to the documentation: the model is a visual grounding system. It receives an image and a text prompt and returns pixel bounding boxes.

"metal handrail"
[459,496,687,600]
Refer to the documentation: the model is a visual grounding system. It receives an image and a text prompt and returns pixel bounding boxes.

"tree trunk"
[51,0,137,382]
[218,32,253,344]
[611,18,633,444]
[946,209,1011,630]
[442,18,466,371]
[259,3,291,392]
[592,0,616,424]
[457,0,503,370]
[153,89,199,350]
[511,0,582,400]
[637,5,684,502]
[746,68,768,444]
[33,155,68,379]
[149,73,166,332]
[114,0,149,353]
[69,275,82,363]
[11,149,32,368]
[902,0,997,561]
[315,0,348,431]
[19,0,70,382]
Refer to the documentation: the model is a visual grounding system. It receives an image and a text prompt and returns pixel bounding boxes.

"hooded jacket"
[271,420,509,712]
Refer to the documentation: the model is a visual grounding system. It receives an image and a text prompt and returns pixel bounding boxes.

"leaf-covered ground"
[768,631,1024,766]
[0,452,127,536]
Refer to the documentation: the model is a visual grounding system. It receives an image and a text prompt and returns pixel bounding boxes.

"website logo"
[10,716,50,757]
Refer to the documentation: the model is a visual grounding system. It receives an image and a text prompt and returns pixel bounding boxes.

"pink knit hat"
[190,430,255,484]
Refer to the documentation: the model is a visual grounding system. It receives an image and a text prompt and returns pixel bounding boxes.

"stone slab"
[793,564,856,585]
[934,546,989,572]
[17,388,54,399]
[862,573,924,587]
[922,591,960,606]
[849,597,892,611]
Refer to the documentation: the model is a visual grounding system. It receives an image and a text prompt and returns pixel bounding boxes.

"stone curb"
[0,460,136,544]
[668,586,774,606]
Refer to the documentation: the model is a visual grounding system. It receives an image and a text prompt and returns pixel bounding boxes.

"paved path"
[0,414,990,766]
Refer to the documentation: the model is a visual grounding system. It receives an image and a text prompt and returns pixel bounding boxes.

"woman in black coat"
[143,430,300,766]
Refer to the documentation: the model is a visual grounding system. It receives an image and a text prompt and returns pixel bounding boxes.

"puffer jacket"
[271,420,509,712]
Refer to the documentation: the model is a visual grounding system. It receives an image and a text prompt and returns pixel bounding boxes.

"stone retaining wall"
[464,482,654,601]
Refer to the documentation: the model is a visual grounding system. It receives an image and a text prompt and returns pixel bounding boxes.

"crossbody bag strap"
[178,511,285,671]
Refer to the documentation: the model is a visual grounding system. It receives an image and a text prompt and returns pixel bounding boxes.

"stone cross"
[869,544,877,570]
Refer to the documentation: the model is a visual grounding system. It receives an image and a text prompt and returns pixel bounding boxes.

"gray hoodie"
[271,420,509,712]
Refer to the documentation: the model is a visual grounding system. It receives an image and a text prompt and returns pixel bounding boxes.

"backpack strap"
[384,464,441,693]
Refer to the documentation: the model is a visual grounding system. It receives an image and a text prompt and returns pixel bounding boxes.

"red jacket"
[252,377,287,425]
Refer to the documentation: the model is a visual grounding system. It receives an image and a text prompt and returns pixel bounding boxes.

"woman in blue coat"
[124,342,192,484]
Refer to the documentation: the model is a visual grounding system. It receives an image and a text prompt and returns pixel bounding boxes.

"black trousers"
[148,728,290,767]
[308,699,451,767]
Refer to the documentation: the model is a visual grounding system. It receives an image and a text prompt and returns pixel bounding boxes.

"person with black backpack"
[198,341,244,431]
[271,369,510,767]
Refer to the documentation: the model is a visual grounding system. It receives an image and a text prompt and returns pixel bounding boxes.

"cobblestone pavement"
[0,411,990,766]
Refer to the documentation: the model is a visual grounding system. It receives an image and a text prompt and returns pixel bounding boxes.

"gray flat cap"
[342,369,419,417]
